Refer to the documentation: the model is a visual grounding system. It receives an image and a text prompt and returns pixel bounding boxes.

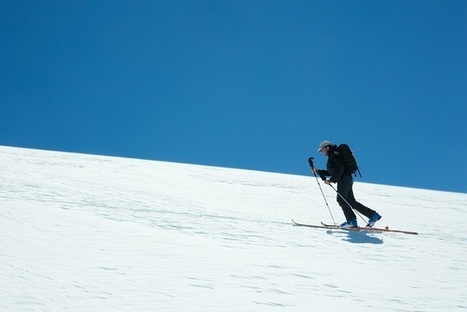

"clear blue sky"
[1,0,466,193]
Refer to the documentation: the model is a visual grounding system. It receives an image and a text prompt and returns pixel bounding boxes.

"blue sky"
[1,0,466,193]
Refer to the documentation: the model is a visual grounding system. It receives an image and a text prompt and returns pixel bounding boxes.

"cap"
[317,141,332,152]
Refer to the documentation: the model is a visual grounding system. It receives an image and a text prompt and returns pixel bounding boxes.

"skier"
[313,141,382,228]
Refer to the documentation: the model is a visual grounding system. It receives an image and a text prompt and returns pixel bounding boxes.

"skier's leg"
[347,183,376,218]
[336,175,356,221]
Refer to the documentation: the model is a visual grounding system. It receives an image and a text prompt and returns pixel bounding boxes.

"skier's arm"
[316,170,330,181]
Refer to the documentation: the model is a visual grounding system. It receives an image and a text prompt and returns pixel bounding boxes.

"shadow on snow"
[327,230,384,244]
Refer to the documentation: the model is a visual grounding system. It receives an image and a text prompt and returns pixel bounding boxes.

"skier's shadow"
[327,230,384,244]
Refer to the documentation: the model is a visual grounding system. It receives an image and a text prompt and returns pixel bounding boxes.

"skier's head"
[317,141,332,155]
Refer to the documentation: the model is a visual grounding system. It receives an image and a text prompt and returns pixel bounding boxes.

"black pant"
[337,175,375,221]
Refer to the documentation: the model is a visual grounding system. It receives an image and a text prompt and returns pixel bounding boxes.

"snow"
[1,145,466,311]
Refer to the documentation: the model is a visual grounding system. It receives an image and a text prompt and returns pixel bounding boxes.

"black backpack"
[335,144,361,177]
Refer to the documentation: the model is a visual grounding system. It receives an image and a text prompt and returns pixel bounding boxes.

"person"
[313,141,381,228]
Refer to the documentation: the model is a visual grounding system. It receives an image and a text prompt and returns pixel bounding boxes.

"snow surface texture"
[1,146,466,312]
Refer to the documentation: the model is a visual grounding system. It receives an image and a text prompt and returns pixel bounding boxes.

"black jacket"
[317,145,350,183]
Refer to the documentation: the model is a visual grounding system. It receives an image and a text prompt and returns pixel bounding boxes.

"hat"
[317,141,332,152]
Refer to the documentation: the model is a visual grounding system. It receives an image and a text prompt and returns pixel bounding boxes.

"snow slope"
[1,145,466,311]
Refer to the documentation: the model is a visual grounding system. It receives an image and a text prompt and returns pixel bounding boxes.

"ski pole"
[307,157,335,224]
[328,184,366,223]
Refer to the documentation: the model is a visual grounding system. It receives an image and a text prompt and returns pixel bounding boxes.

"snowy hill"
[1,145,466,311]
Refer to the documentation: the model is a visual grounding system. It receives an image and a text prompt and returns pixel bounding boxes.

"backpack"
[335,144,361,177]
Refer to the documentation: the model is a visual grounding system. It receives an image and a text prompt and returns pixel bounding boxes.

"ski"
[292,220,418,235]
[291,219,332,230]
